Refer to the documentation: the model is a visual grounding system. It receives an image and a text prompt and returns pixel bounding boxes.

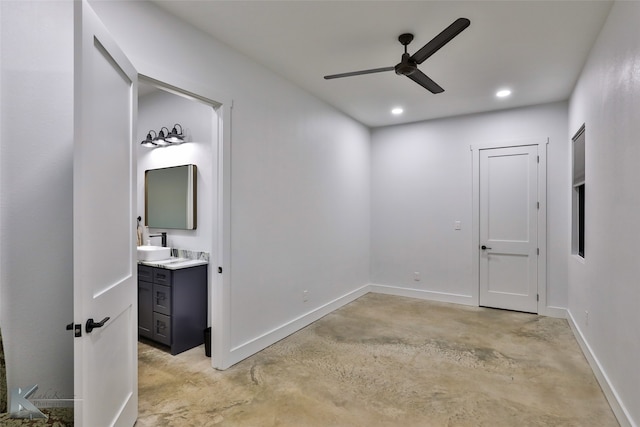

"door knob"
[481,245,492,250]
[85,317,110,333]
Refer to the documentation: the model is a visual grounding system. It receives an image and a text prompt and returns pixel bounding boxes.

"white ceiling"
[151,0,613,128]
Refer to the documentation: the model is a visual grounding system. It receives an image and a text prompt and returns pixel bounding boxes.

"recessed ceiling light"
[391,107,404,115]
[496,89,512,98]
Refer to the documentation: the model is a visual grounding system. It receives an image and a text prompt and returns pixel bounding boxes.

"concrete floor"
[137,293,618,426]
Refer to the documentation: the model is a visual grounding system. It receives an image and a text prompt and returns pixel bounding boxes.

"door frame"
[136,70,233,369]
[471,138,549,315]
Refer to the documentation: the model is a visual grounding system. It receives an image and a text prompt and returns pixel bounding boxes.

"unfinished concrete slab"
[137,293,617,426]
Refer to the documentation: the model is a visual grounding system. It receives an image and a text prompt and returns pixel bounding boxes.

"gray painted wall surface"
[0,0,74,397]
[371,102,569,310]
[568,1,640,424]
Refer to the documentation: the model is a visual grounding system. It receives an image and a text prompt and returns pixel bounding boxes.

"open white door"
[73,1,138,425]
[479,145,538,313]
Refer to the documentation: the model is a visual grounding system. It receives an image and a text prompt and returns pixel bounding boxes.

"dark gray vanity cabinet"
[138,263,207,355]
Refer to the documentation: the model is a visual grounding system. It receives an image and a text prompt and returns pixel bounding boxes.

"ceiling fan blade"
[406,70,444,94]
[324,66,395,80]
[411,18,470,65]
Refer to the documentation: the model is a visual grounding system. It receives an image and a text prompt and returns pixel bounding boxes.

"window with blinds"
[572,126,585,258]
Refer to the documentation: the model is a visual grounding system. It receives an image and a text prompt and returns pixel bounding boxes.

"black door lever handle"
[86,317,110,333]
[481,245,492,250]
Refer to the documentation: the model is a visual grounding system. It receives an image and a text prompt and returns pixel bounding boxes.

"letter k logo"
[9,384,46,419]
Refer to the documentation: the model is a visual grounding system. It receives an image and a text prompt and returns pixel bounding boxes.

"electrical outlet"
[414,272,420,281]
[303,290,309,303]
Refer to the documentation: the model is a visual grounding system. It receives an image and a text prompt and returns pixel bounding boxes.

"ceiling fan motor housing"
[395,53,418,76]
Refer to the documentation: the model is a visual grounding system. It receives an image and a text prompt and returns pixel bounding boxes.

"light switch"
[454,221,461,230]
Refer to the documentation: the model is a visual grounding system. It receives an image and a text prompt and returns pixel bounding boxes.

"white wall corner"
[369,284,475,307]
[567,310,636,427]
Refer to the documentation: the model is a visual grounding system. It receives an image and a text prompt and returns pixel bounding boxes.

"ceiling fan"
[324,18,470,94]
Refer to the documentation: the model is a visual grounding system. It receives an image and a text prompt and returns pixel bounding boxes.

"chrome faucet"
[149,232,167,247]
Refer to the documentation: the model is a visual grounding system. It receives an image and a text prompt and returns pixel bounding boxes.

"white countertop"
[138,257,208,270]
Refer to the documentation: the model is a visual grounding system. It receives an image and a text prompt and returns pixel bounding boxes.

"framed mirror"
[145,164,197,229]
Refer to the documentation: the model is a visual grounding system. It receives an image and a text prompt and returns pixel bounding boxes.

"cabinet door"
[138,281,153,339]
[153,313,171,346]
[153,284,172,316]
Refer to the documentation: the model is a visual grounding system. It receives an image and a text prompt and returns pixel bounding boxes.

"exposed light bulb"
[496,89,512,98]
[391,107,404,115]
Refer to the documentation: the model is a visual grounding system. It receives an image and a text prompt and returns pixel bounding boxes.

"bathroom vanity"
[138,261,207,355]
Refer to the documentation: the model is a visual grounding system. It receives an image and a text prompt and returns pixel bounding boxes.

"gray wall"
[568,1,640,424]
[370,102,569,311]
[0,0,74,397]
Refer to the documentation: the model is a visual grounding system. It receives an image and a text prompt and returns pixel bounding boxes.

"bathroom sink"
[137,246,171,261]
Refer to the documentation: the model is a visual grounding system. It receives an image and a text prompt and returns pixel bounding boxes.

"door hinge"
[537,155,539,163]
[537,294,539,301]
[537,201,540,209]
[537,248,540,255]
[218,266,223,274]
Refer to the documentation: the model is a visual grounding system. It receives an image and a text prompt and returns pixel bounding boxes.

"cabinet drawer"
[153,313,171,346]
[153,284,171,316]
[138,265,153,283]
[153,269,171,286]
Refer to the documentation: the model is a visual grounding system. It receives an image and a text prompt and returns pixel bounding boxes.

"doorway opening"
[136,75,230,371]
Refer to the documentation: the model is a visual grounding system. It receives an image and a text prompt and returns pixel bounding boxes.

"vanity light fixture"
[141,124,188,149]
[165,123,185,144]
[140,130,158,148]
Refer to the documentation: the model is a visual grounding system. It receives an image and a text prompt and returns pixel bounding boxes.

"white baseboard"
[540,305,567,318]
[567,310,636,427]
[369,284,474,306]
[226,284,370,367]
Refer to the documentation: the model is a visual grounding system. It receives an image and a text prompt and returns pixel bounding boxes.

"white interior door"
[73,1,138,425]
[479,145,538,313]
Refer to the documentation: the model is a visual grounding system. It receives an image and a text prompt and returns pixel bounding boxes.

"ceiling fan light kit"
[324,18,470,94]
